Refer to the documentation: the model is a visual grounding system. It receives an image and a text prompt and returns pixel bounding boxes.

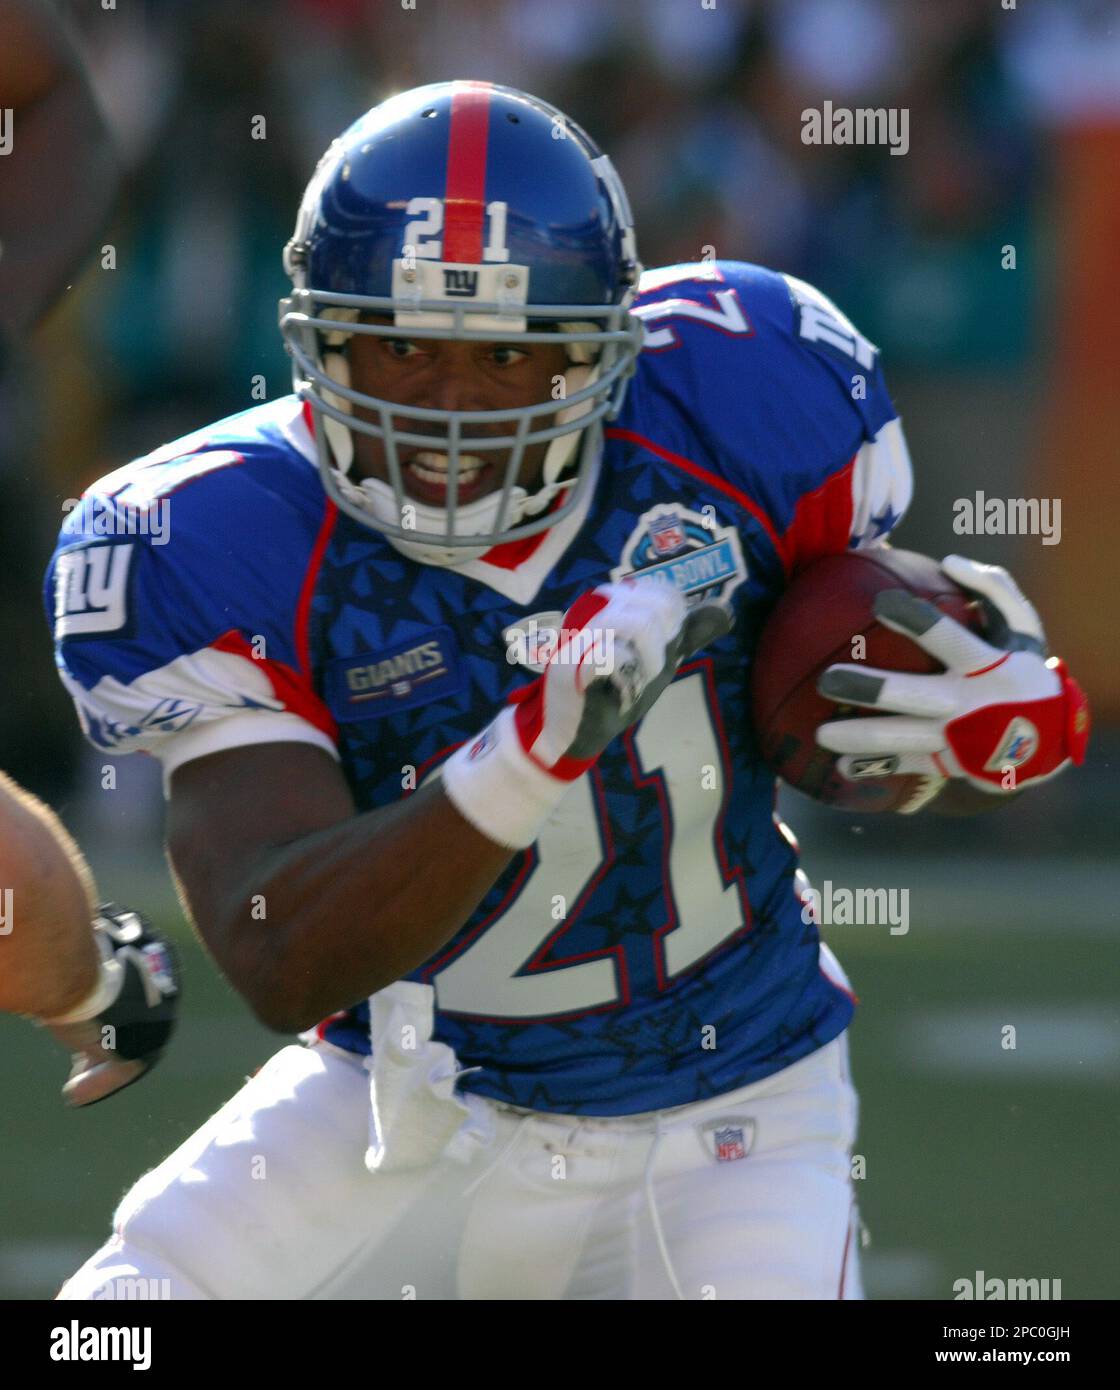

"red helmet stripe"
[443,82,492,264]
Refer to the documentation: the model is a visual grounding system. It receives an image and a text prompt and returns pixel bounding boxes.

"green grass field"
[2,850,1117,1300]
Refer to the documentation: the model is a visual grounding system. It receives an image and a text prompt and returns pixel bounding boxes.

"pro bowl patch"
[325,626,464,722]
[612,504,747,605]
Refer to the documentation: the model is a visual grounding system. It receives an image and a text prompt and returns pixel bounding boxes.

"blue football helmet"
[278,80,644,564]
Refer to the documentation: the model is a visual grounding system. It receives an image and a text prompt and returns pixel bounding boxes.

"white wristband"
[44,955,124,1025]
[440,706,572,850]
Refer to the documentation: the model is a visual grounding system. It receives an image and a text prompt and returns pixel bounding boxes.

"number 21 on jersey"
[431,668,750,1021]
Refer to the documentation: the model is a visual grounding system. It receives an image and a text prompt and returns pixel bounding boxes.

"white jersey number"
[634,288,752,351]
[432,672,747,1020]
[402,197,510,263]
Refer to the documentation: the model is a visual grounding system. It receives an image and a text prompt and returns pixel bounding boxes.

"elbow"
[248,995,306,1036]
[220,924,314,1035]
[241,964,340,1037]
[241,968,321,1035]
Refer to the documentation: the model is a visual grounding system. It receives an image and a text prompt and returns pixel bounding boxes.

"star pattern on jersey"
[590,884,660,951]
[850,502,903,548]
[314,418,858,1112]
[49,335,898,1116]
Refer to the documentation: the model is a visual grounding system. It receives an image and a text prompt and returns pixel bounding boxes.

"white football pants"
[58,1020,863,1301]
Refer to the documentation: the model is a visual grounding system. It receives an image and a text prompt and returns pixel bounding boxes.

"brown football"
[751,548,984,813]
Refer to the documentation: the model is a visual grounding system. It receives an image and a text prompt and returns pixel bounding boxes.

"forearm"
[0,771,100,1017]
[203,778,515,1032]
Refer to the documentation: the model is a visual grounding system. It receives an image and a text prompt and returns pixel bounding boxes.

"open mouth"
[402,451,495,506]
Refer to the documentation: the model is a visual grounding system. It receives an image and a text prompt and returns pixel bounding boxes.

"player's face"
[346,316,571,510]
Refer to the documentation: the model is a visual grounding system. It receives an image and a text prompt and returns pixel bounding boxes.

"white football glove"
[815,555,1089,804]
[442,579,733,848]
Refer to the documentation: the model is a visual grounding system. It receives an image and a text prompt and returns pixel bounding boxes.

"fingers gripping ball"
[751,549,983,813]
[815,558,1088,797]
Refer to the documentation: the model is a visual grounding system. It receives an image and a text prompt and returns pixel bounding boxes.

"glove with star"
[815,555,1090,804]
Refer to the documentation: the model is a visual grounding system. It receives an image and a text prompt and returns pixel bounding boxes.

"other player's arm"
[0,768,100,1017]
[0,772,180,1104]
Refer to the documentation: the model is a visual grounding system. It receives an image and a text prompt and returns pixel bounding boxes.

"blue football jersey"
[46,262,912,1115]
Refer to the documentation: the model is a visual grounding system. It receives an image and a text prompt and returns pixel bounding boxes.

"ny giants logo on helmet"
[442,268,479,297]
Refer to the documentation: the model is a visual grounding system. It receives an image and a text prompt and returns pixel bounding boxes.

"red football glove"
[816,555,1089,799]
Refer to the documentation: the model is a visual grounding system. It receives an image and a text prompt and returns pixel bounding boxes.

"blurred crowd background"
[2,0,1118,827]
[2,0,1118,1299]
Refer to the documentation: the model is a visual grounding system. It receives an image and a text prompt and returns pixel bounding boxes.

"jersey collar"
[283,395,597,605]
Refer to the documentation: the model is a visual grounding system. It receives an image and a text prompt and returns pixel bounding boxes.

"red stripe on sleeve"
[443,82,492,264]
[779,455,857,576]
[210,629,337,742]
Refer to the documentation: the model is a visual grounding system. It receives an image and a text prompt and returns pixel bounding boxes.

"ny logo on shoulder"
[54,543,134,639]
[784,273,878,370]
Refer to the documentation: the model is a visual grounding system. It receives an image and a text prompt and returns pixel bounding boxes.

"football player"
[48,82,1087,1300]
[0,771,179,1104]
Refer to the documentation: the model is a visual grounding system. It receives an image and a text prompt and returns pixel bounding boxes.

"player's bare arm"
[168,582,729,1033]
[166,742,516,1033]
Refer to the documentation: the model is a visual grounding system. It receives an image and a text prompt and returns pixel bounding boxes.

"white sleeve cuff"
[155,712,339,794]
[440,706,569,850]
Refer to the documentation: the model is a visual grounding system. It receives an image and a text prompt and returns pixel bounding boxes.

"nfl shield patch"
[715,1126,746,1161]
[699,1116,756,1162]
[649,512,687,556]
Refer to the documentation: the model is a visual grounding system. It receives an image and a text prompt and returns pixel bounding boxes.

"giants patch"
[54,542,135,640]
[325,626,465,722]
